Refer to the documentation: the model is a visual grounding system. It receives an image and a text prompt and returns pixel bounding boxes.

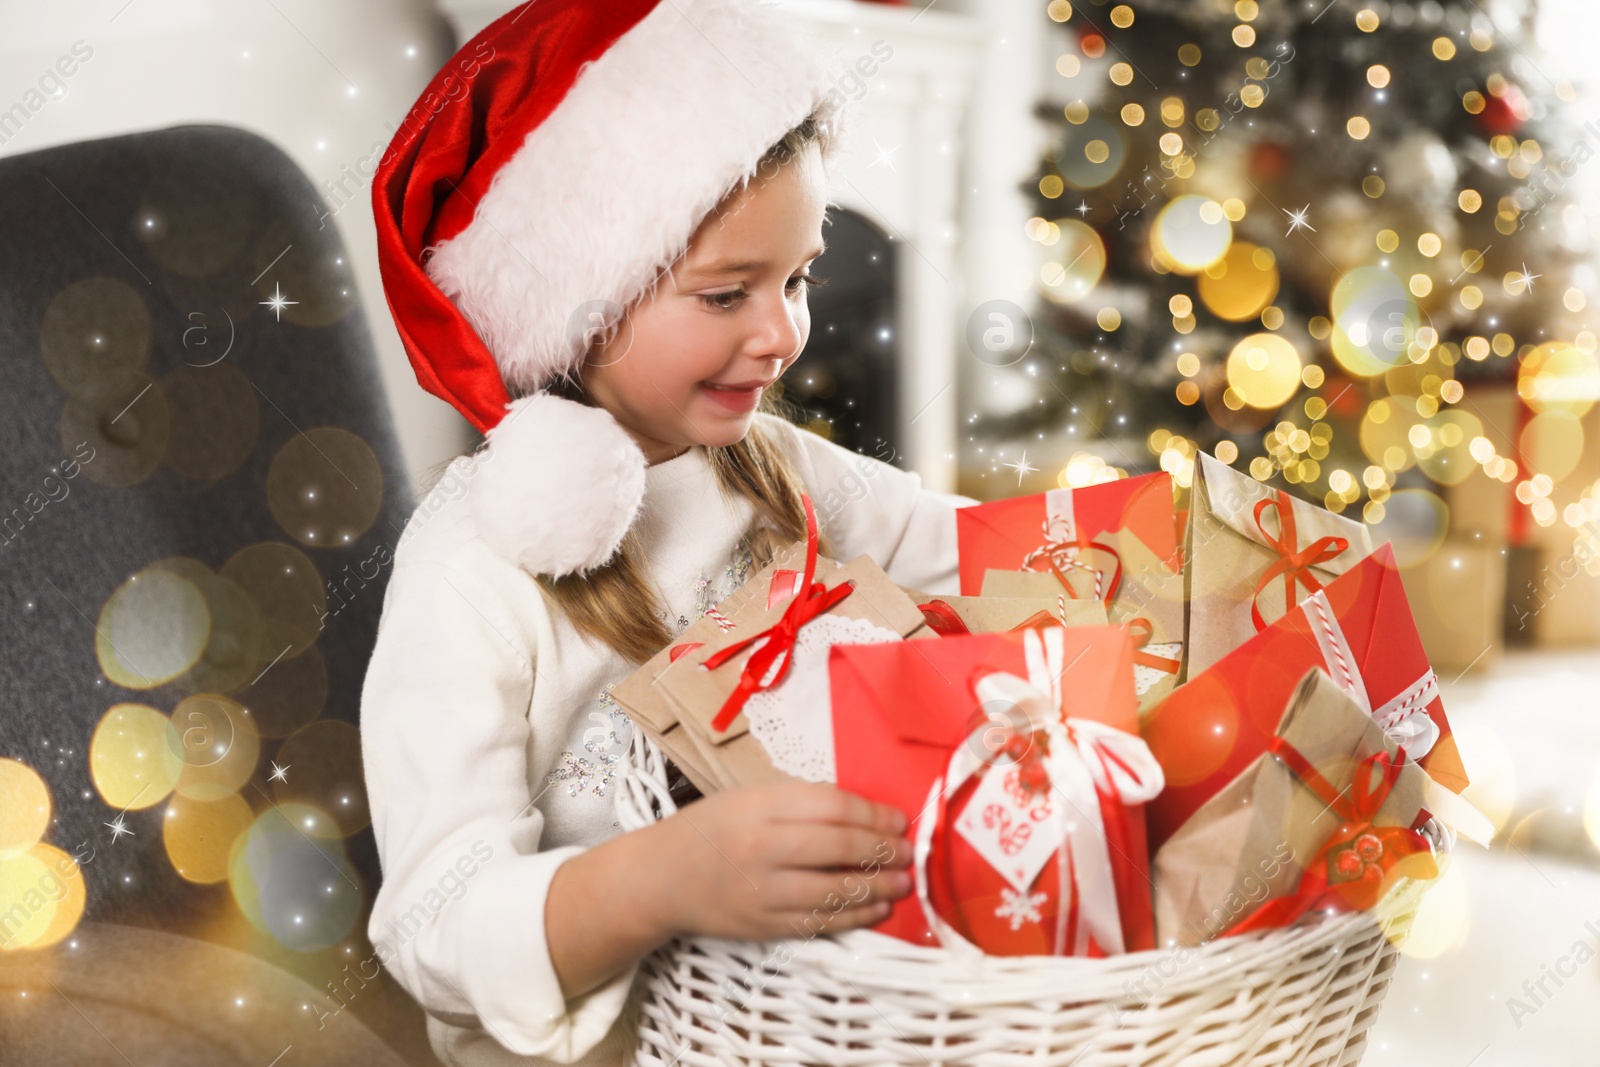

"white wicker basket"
[614,730,1435,1067]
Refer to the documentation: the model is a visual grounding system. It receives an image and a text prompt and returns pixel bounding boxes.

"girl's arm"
[361,553,635,1063]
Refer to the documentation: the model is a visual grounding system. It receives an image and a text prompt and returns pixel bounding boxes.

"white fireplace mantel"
[438,0,989,492]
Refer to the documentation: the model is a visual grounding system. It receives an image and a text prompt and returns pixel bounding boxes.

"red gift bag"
[1142,544,1472,853]
[954,472,1180,600]
[830,624,1161,953]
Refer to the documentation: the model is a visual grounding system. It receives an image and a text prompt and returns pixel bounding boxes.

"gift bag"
[655,496,930,788]
[1183,452,1373,680]
[1151,668,1440,947]
[830,623,1160,952]
[1143,544,1474,853]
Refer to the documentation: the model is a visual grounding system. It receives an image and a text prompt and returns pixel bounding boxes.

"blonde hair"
[532,116,837,665]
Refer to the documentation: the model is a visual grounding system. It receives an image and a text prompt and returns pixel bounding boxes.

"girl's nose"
[747,293,806,363]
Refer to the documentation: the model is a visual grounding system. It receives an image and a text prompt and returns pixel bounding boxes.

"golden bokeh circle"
[1520,410,1585,483]
[229,804,362,950]
[1152,196,1232,274]
[253,217,361,328]
[273,721,369,836]
[1518,341,1599,417]
[60,375,171,488]
[1414,409,1484,487]
[150,559,266,696]
[265,428,384,549]
[90,703,181,810]
[95,567,211,690]
[1331,267,1420,377]
[137,164,260,279]
[39,277,152,402]
[0,760,51,857]
[1060,117,1125,189]
[160,363,261,485]
[1038,219,1106,305]
[164,792,256,884]
[0,844,85,951]
[220,543,327,661]
[1225,333,1302,410]
[167,694,261,802]
[1197,242,1280,321]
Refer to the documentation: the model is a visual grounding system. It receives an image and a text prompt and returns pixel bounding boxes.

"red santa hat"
[373,0,854,578]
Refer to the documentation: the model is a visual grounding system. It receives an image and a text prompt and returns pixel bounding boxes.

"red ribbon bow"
[1226,738,1437,937]
[1249,491,1350,632]
[1127,617,1181,676]
[1023,528,1125,604]
[701,494,855,733]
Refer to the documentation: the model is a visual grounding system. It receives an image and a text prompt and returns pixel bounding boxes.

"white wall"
[0,0,472,496]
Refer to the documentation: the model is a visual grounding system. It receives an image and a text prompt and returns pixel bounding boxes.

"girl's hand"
[644,781,914,942]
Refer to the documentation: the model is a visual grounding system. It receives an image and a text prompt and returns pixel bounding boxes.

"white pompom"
[469,394,647,578]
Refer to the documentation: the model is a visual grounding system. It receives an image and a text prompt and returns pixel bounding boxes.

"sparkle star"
[1283,204,1316,236]
[260,282,299,321]
[269,761,290,783]
[1076,200,1091,217]
[105,814,134,843]
[1514,262,1542,292]
[1003,450,1039,486]
[867,138,902,172]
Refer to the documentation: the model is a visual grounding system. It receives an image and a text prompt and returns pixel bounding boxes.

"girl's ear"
[469,393,647,578]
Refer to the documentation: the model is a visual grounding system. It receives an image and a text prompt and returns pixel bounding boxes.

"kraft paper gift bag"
[1184,451,1373,681]
[1152,668,1438,948]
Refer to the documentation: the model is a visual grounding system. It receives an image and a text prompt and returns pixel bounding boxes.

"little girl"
[365,3,975,1064]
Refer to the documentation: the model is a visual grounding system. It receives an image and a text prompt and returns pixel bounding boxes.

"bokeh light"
[39,277,152,401]
[219,542,327,662]
[164,792,256,884]
[0,844,85,952]
[1331,267,1422,377]
[266,428,384,548]
[229,804,362,951]
[1198,242,1280,321]
[168,694,261,802]
[1224,333,1302,410]
[95,566,211,689]
[1152,196,1233,273]
[1518,341,1600,417]
[1036,218,1107,304]
[90,703,182,810]
[0,760,51,856]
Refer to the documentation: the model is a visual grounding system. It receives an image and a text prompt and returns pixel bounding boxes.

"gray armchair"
[0,124,431,1066]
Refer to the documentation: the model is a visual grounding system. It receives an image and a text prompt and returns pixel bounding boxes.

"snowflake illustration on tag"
[995,886,1048,931]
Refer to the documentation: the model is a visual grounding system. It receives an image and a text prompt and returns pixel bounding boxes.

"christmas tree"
[974,0,1597,555]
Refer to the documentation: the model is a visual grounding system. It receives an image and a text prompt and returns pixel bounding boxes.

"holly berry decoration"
[1329,831,1387,883]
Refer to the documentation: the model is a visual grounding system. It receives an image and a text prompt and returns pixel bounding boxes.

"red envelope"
[1141,543,1470,854]
[955,472,1181,599]
[829,625,1149,949]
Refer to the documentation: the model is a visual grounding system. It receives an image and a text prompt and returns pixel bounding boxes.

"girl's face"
[579,144,829,464]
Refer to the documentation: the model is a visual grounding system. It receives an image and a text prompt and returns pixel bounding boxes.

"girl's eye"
[698,273,828,312]
[700,289,745,311]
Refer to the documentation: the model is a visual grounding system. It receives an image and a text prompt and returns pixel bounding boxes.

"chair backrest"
[0,124,413,945]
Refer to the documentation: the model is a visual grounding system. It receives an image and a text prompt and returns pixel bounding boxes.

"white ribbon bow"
[912,627,1164,957]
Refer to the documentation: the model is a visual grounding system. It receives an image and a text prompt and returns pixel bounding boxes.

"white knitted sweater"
[360,413,974,1066]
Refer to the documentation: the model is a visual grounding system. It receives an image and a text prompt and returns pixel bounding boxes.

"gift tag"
[953,758,1065,896]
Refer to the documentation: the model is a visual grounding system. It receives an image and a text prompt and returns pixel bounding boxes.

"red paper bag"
[955,472,1181,600]
[830,624,1159,953]
[1142,544,1471,853]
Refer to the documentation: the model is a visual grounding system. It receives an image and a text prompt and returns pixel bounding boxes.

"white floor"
[1365,649,1600,1066]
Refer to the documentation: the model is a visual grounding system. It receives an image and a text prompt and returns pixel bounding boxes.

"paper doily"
[744,613,903,783]
[1132,642,1183,696]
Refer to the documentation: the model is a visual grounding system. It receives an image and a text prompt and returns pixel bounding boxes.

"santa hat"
[373,0,855,578]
